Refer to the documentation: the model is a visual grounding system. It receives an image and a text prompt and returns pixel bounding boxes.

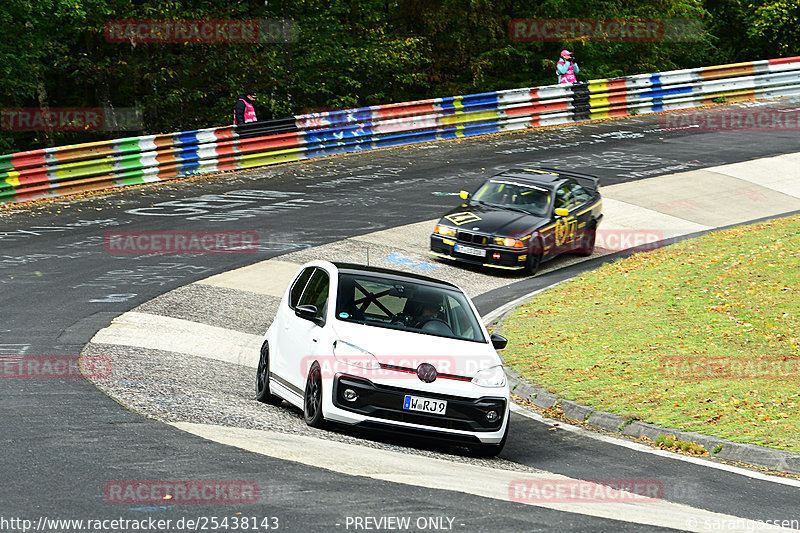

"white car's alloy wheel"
[304,362,326,428]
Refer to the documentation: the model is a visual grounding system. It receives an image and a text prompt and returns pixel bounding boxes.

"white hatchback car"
[256,261,511,455]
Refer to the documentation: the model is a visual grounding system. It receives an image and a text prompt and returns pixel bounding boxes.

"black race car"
[429,168,603,275]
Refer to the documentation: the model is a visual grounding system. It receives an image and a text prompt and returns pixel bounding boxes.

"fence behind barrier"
[2,56,799,204]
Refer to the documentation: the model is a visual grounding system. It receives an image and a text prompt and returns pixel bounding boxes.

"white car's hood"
[330,320,500,377]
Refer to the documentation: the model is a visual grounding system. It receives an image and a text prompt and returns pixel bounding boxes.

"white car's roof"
[331,261,461,290]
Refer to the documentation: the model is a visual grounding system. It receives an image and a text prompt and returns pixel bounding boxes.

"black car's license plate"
[454,244,485,257]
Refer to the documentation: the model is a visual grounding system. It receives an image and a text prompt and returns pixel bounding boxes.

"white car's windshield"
[336,273,486,343]
[472,179,551,217]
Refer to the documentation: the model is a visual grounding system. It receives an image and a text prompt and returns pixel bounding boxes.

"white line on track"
[509,404,800,489]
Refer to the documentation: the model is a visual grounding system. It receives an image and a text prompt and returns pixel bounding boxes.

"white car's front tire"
[255,342,283,406]
[303,361,326,428]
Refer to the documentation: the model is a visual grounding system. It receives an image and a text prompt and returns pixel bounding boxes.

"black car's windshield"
[336,273,486,343]
[472,179,551,217]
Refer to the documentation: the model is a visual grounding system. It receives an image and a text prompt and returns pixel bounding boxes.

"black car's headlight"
[434,224,457,237]
[493,237,525,248]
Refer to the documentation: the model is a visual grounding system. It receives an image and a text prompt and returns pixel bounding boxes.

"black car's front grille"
[456,231,489,245]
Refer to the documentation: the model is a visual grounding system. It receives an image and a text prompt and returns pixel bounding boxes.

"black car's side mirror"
[490,333,508,350]
[459,190,470,200]
[295,304,322,326]
[554,207,569,217]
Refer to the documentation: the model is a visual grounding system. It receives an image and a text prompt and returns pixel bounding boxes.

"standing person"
[556,50,579,84]
[233,90,258,125]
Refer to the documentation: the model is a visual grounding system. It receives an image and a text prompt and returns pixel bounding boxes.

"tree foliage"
[706,0,800,61]
[0,0,796,153]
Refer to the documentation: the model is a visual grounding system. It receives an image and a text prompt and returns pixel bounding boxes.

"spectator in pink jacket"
[556,50,579,84]
[233,90,258,125]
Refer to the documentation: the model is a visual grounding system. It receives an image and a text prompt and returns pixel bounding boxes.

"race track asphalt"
[2,101,799,532]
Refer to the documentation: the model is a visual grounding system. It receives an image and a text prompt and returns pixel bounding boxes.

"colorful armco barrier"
[2,56,800,203]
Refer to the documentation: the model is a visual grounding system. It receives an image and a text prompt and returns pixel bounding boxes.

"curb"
[504,368,800,475]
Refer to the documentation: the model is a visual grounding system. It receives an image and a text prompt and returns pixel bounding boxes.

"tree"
[3,0,797,155]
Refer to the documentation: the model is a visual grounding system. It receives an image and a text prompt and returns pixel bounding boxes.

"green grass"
[501,215,800,452]
[654,435,707,455]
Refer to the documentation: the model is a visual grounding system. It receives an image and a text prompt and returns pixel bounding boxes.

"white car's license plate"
[403,395,447,415]
[454,244,486,257]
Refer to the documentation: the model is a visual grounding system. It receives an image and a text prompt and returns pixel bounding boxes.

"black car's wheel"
[576,224,597,256]
[303,362,326,428]
[526,239,543,276]
[470,420,509,457]
[255,342,282,405]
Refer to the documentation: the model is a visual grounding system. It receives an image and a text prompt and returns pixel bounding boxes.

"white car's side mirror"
[490,333,508,350]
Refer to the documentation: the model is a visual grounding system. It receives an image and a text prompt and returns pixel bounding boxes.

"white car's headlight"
[333,340,381,369]
[472,365,506,388]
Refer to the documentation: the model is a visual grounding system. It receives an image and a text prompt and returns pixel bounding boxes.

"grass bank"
[501,215,800,452]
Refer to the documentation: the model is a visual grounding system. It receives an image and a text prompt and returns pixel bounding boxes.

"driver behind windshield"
[474,181,549,215]
[409,292,443,329]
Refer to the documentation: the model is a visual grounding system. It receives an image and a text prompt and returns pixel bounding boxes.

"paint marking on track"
[173,422,799,533]
[91,311,261,367]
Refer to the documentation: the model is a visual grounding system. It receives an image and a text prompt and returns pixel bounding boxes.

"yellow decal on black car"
[524,169,558,176]
[555,216,578,246]
[444,212,482,226]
